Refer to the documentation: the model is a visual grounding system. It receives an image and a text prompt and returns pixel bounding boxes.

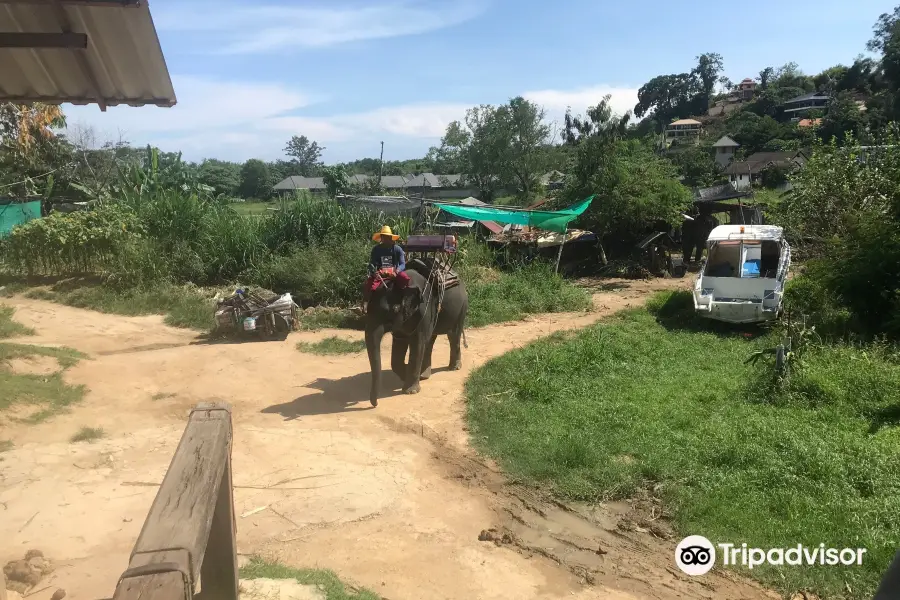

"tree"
[321,165,349,198]
[757,67,775,90]
[634,73,699,123]
[667,146,723,188]
[564,95,631,145]
[283,135,324,176]
[0,103,71,198]
[239,159,271,199]
[496,96,550,199]
[198,159,241,197]
[726,111,793,155]
[718,76,734,94]
[693,53,724,99]
[559,137,692,262]
[818,91,867,143]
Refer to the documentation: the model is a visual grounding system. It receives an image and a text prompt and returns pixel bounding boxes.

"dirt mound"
[3,549,54,595]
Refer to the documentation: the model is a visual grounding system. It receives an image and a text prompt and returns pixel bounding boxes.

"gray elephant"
[365,260,468,407]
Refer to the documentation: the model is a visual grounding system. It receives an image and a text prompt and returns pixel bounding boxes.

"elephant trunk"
[366,323,385,407]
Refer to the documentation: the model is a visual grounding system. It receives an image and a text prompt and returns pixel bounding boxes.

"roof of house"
[695,183,750,203]
[405,173,442,187]
[346,174,409,188]
[784,91,831,104]
[669,119,702,126]
[274,176,326,190]
[740,78,755,84]
[725,151,806,175]
[713,135,740,148]
[797,118,823,128]
[0,0,176,109]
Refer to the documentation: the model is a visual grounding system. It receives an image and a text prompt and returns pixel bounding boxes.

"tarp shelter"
[0,0,175,109]
[431,195,594,234]
[0,200,41,236]
[434,196,503,235]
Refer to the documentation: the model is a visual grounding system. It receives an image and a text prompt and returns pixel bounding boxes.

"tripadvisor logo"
[675,536,867,575]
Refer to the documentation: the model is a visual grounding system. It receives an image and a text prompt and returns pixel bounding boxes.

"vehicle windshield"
[705,240,780,278]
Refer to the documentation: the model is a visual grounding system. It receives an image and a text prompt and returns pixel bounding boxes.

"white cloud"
[64,75,312,143]
[61,77,639,163]
[524,85,639,119]
[153,1,487,54]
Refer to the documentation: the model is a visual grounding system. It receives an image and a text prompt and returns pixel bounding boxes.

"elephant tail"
[462,328,468,349]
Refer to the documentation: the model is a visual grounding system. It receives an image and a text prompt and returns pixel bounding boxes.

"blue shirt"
[370,244,406,272]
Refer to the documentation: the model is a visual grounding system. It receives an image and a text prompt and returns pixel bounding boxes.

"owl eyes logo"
[675,535,716,575]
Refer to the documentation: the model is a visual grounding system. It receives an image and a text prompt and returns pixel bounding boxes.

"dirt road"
[0,279,777,600]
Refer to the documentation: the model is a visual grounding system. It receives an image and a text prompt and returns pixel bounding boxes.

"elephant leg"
[365,323,386,407]
[420,335,437,380]
[448,328,463,371]
[391,337,408,380]
[403,334,425,395]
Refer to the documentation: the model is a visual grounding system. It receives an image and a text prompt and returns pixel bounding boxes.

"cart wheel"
[272,313,291,340]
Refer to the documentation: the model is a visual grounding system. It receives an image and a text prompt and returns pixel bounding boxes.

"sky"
[63,0,897,165]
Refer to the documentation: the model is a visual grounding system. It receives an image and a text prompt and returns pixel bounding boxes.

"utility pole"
[378,141,384,188]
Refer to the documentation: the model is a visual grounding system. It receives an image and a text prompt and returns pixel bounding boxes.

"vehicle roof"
[707,224,784,241]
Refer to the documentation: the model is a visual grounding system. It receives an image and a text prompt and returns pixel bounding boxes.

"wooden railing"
[112,403,238,600]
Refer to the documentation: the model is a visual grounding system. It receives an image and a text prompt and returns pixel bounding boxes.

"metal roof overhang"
[0,0,176,110]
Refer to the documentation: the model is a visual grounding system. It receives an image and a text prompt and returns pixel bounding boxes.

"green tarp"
[0,200,41,237]
[432,195,594,234]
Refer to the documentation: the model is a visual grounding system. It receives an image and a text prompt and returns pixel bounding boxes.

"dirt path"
[0,279,777,600]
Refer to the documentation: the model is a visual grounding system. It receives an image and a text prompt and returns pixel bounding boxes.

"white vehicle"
[693,224,791,324]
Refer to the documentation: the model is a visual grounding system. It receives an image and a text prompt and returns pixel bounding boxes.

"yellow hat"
[372,225,400,241]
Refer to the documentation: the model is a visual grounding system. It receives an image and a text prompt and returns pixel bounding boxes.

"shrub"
[1,204,143,275]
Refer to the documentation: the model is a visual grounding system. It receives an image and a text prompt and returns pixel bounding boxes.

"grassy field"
[232,201,276,216]
[0,303,34,338]
[297,336,366,355]
[240,557,380,600]
[465,290,900,599]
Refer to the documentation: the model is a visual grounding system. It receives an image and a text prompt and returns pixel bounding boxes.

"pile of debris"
[2,550,64,600]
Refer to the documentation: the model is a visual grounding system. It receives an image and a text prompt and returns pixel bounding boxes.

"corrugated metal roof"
[0,0,175,109]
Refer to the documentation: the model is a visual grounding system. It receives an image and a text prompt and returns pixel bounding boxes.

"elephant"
[364,261,468,407]
[681,211,719,263]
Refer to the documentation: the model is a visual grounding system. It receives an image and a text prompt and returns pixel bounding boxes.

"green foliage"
[296,336,366,355]
[198,159,241,197]
[283,135,325,176]
[0,304,35,338]
[239,159,272,199]
[321,165,350,198]
[666,145,724,187]
[0,341,87,423]
[777,134,900,338]
[435,97,550,201]
[560,138,693,239]
[466,295,900,599]
[240,557,380,600]
[1,204,143,275]
[462,261,592,327]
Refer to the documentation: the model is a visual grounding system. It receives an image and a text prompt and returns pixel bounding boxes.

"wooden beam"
[113,403,235,600]
[46,0,108,110]
[0,32,87,48]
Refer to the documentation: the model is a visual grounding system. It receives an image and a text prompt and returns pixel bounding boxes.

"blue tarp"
[0,200,41,237]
